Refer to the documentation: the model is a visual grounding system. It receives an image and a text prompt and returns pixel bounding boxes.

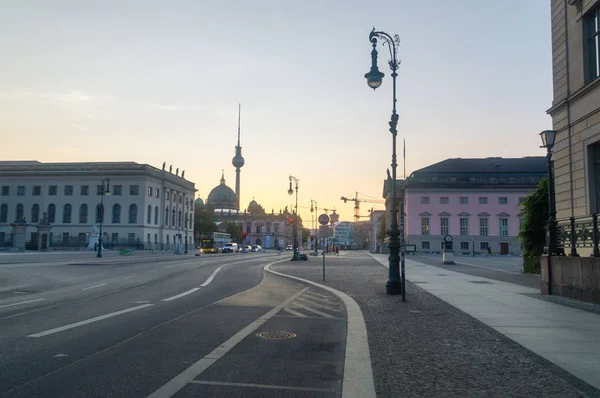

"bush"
[518,178,548,274]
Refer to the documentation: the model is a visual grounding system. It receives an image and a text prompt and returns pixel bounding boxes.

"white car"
[285,245,293,251]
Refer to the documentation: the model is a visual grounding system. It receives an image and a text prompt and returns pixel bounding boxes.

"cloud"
[71,123,89,131]
[0,89,113,106]
[153,103,210,112]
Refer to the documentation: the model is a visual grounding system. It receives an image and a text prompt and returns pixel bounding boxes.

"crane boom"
[340,192,384,223]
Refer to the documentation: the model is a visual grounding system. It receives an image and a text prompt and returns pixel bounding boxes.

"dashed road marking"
[291,302,335,318]
[283,307,308,317]
[123,275,135,280]
[0,298,44,308]
[162,288,201,302]
[81,283,107,291]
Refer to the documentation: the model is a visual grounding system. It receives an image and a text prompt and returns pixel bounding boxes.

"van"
[222,243,239,253]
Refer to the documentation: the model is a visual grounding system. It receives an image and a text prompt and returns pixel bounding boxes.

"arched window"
[178,210,182,227]
[112,204,121,223]
[154,206,159,225]
[129,204,137,224]
[79,204,88,223]
[189,213,192,229]
[165,207,169,226]
[63,204,72,223]
[171,209,175,226]
[95,204,103,223]
[48,204,56,223]
[147,205,152,224]
[16,203,24,220]
[31,204,40,223]
[0,204,7,222]
[185,213,188,229]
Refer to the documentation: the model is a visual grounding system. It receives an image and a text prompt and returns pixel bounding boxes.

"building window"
[479,218,488,236]
[459,196,468,204]
[189,215,192,229]
[48,204,56,223]
[112,204,121,223]
[165,207,169,226]
[0,232,4,242]
[584,6,600,83]
[246,225,251,234]
[420,196,430,204]
[111,233,119,243]
[95,204,103,223]
[178,210,182,227]
[128,233,135,244]
[0,204,6,222]
[147,233,151,244]
[154,234,158,243]
[148,186,153,196]
[274,223,280,233]
[63,204,72,223]
[171,209,175,226]
[256,225,261,233]
[17,186,25,196]
[440,217,449,235]
[96,185,104,195]
[480,242,489,251]
[478,197,487,205]
[1,186,8,196]
[64,185,73,196]
[79,204,88,223]
[421,217,430,235]
[62,232,69,245]
[165,190,169,200]
[460,218,469,236]
[500,218,508,236]
[499,197,508,205]
[16,203,24,220]
[461,242,469,251]
[49,185,57,196]
[33,186,41,196]
[185,214,188,229]
[179,195,182,204]
[129,204,138,224]
[266,224,271,234]
[440,197,449,204]
[78,233,86,244]
[155,188,160,198]
[421,241,430,250]
[81,185,89,196]
[112,185,122,195]
[31,204,39,223]
[172,193,176,201]
[154,206,159,225]
[166,235,170,245]
[147,205,152,224]
[130,185,139,196]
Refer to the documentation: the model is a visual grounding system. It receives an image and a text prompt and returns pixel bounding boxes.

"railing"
[557,214,600,257]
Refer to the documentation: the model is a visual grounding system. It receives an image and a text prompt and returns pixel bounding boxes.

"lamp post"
[288,176,299,260]
[540,130,558,256]
[365,27,404,298]
[97,178,111,258]
[311,199,319,255]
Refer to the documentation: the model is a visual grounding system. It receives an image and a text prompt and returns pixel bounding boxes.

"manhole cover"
[256,331,297,340]
[469,281,493,284]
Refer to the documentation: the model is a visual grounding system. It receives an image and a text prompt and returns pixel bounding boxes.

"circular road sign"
[318,213,330,226]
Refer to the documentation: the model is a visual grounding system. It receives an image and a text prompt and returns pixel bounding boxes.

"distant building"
[369,210,385,253]
[333,221,354,249]
[0,161,196,250]
[383,157,546,255]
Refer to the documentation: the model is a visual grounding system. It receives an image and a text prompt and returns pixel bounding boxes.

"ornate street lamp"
[97,178,111,258]
[540,130,558,256]
[288,176,299,260]
[365,27,405,299]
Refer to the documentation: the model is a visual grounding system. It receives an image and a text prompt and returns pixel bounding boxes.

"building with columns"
[0,161,196,250]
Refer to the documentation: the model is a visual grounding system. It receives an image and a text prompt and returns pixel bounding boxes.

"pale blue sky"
[0,0,552,223]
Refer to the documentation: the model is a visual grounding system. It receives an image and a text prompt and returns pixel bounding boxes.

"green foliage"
[225,222,242,243]
[517,178,548,274]
[194,204,216,235]
[302,228,311,244]
[376,216,387,242]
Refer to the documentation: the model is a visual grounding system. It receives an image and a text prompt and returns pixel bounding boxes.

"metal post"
[546,148,558,255]
[593,214,600,257]
[569,216,578,257]
[400,201,406,302]
[322,251,326,281]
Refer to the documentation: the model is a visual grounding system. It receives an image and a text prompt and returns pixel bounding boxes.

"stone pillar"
[11,218,29,252]
[36,212,52,251]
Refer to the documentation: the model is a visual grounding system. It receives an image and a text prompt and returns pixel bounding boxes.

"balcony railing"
[557,215,600,257]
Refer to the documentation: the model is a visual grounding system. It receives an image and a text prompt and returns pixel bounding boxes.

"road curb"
[264,263,376,398]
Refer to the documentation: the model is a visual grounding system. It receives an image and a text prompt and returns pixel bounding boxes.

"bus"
[199,232,232,253]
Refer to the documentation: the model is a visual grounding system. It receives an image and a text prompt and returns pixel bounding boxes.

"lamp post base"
[386,281,402,295]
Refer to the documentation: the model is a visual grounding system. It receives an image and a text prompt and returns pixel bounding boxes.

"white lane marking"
[188,380,334,392]
[149,269,160,273]
[132,301,151,304]
[291,302,335,318]
[306,290,333,300]
[297,297,339,312]
[53,354,68,358]
[27,304,154,338]
[123,275,135,280]
[0,298,44,308]
[12,291,28,294]
[147,287,309,398]
[283,307,308,317]
[81,283,107,291]
[162,288,201,302]
[165,264,177,268]
[199,264,226,287]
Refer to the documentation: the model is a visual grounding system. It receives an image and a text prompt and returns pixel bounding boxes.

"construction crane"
[340,192,384,223]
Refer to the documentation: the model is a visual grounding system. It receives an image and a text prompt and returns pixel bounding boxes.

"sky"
[0,0,552,225]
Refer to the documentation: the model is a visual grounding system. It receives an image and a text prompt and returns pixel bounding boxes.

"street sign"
[318,213,330,226]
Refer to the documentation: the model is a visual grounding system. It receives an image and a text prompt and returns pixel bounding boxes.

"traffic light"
[289,218,293,223]
[242,232,247,238]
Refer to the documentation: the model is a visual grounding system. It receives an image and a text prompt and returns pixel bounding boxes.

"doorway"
[500,242,509,255]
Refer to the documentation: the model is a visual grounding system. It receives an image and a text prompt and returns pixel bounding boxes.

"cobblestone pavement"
[273,251,599,398]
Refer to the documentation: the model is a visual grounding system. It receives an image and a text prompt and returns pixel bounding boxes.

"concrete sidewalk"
[369,252,600,392]
[273,251,598,397]
[0,250,195,266]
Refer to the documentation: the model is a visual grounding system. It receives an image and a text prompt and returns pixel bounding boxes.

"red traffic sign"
[318,213,330,226]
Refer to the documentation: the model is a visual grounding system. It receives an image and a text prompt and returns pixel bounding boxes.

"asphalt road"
[0,253,346,397]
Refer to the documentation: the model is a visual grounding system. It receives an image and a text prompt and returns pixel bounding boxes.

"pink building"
[384,157,546,255]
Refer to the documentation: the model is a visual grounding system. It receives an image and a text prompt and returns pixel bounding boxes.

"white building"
[0,161,196,250]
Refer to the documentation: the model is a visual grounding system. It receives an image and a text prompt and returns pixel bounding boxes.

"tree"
[376,215,387,242]
[302,227,311,244]
[194,204,216,236]
[518,178,548,274]
[225,222,242,243]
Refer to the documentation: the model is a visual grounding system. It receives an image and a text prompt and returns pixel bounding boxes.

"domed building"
[207,172,238,211]
[194,197,205,208]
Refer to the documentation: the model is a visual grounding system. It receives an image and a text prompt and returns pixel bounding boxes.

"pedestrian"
[94,242,98,252]
[335,246,339,256]
[487,246,492,256]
